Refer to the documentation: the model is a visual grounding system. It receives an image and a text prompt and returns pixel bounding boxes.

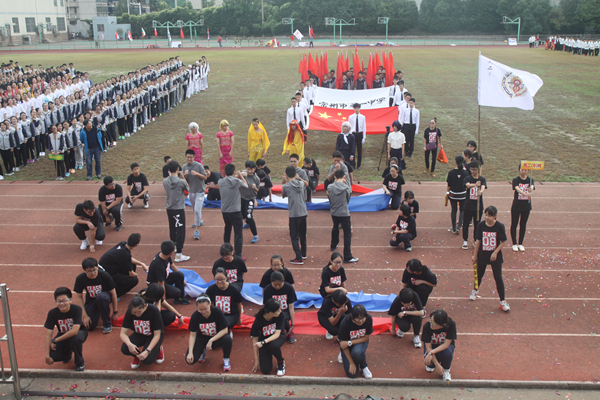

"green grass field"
[7,47,600,183]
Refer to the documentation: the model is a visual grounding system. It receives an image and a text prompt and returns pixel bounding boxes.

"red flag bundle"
[366,53,374,88]
[180,27,185,39]
[323,52,329,79]
[382,52,389,86]
[154,28,158,37]
[115,31,119,40]
[298,54,309,82]
[308,52,317,78]
[336,53,344,89]
[309,26,315,38]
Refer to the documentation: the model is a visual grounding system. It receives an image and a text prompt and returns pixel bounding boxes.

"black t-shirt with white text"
[383,173,405,196]
[388,291,424,316]
[476,220,507,263]
[250,313,285,340]
[205,283,243,316]
[263,282,297,311]
[401,199,420,217]
[259,267,295,288]
[211,257,248,283]
[44,305,86,336]
[317,297,353,320]
[127,173,150,195]
[338,314,373,341]
[188,306,228,337]
[122,303,164,336]
[73,270,115,305]
[74,203,100,227]
[319,265,347,297]
[147,252,172,284]
[395,214,417,238]
[98,184,123,206]
[401,266,437,287]
[463,175,487,211]
[421,321,457,349]
[99,241,133,276]
[511,176,534,211]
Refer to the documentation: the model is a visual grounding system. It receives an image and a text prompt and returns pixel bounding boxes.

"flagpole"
[476,104,481,224]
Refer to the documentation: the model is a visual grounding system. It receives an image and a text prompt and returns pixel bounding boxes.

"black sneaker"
[75,363,85,372]
[175,297,190,305]
[345,257,359,263]
[330,246,337,251]
[289,258,304,265]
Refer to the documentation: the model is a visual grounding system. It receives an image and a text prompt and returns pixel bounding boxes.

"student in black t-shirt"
[147,240,189,304]
[382,165,405,210]
[99,233,148,298]
[256,158,271,177]
[250,298,286,376]
[422,310,456,382]
[471,206,509,312]
[73,199,105,253]
[120,296,165,369]
[446,155,467,234]
[185,294,233,371]
[204,166,222,201]
[390,204,417,251]
[319,252,348,298]
[388,288,425,348]
[211,243,248,292]
[44,287,88,371]
[467,140,483,174]
[318,289,352,340]
[510,166,534,252]
[162,156,172,178]
[400,259,437,307]
[256,169,273,202]
[337,305,373,379]
[73,257,118,334]
[139,283,183,329]
[401,190,419,219]
[126,163,150,209]
[205,267,243,331]
[263,271,298,343]
[98,176,124,231]
[462,161,487,250]
[259,254,294,292]
[302,157,320,202]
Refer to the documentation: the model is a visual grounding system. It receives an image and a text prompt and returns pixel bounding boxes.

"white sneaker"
[500,300,510,312]
[95,240,103,246]
[362,366,373,379]
[144,203,149,209]
[0,175,4,180]
[338,352,343,364]
[413,335,422,348]
[470,290,478,301]
[174,254,190,262]
[518,245,525,251]
[396,329,404,338]
[128,203,133,209]
[325,332,333,340]
[443,369,452,381]
[425,365,435,372]
[512,244,518,251]
[80,239,89,250]
[229,331,233,339]
[462,241,469,250]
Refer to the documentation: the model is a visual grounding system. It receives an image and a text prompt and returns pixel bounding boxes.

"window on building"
[60,0,64,6]
[57,18,66,31]
[25,18,36,33]
[97,24,105,32]
[54,0,57,6]
[12,18,19,34]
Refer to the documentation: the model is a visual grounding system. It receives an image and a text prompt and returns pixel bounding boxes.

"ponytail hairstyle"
[331,289,348,306]
[196,293,211,305]
[455,155,464,169]
[255,298,281,318]
[430,310,454,329]
[128,295,146,312]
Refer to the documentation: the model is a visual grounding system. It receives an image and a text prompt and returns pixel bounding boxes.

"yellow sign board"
[520,161,545,170]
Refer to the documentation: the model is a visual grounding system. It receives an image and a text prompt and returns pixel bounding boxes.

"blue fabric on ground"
[181,268,396,312]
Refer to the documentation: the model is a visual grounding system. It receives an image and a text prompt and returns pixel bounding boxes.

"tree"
[463,0,502,33]
[497,0,553,34]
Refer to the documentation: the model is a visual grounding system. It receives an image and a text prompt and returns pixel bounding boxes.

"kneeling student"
[388,288,425,348]
[318,289,352,340]
[400,259,437,308]
[263,271,297,343]
[120,296,165,369]
[44,287,88,371]
[390,204,417,251]
[337,305,373,379]
[185,294,233,371]
[422,310,456,382]
[250,298,286,376]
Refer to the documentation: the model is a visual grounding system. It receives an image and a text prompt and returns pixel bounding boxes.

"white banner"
[478,54,543,111]
[293,29,304,40]
[313,87,391,110]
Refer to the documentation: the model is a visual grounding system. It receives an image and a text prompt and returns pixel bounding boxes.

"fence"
[0,284,21,400]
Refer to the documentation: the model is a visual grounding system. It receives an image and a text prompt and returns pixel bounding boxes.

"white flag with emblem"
[293,29,303,40]
[478,54,543,111]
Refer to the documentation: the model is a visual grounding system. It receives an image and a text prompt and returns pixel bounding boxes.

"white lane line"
[0,242,596,250]
[0,264,596,273]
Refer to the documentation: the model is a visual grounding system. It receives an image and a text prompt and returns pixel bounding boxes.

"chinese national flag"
[309,106,398,134]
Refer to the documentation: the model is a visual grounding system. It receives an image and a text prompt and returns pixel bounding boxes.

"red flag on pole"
[309,26,315,38]
[315,54,321,81]
[382,52,390,86]
[345,52,350,73]
[299,54,309,82]
[353,51,360,85]
[180,27,185,39]
[366,53,374,88]
[323,52,329,80]
[298,53,304,74]
[376,51,382,71]
[154,28,158,37]
[361,59,364,73]
[115,30,119,40]
[336,53,344,89]
[308,53,317,78]
[386,51,395,84]
[127,30,133,41]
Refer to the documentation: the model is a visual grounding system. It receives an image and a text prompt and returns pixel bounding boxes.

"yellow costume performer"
[247,118,270,162]
[282,120,305,161]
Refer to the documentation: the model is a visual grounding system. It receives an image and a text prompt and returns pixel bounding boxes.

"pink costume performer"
[216,119,234,175]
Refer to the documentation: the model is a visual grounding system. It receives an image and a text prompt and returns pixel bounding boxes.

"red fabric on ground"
[271,184,374,194]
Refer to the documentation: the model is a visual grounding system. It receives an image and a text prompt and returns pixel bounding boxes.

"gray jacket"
[182,161,206,194]
[282,179,307,218]
[219,176,247,213]
[327,181,351,217]
[241,174,260,200]
[163,175,188,210]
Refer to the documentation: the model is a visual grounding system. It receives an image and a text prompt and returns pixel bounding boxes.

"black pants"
[20,143,28,165]
[222,211,244,256]
[84,291,112,330]
[425,148,438,172]
[406,283,433,307]
[510,209,530,245]
[289,216,307,260]
[117,118,126,137]
[354,132,363,168]
[161,309,176,327]
[1,149,14,172]
[102,201,123,227]
[166,209,186,253]
[109,270,139,298]
[318,313,344,336]
[340,149,355,168]
[241,198,258,236]
[476,256,505,300]
[462,208,483,241]
[127,116,133,133]
[224,313,239,330]
[331,215,352,261]
[121,332,164,365]
[390,193,402,210]
[14,144,23,167]
[68,148,75,170]
[185,334,233,364]
[73,209,106,241]
[34,135,41,158]
[40,134,48,153]
[395,315,422,335]
[402,124,416,156]
[390,233,414,249]
[163,270,185,300]
[449,199,465,231]
[26,138,35,160]
[258,335,285,375]
[50,330,88,368]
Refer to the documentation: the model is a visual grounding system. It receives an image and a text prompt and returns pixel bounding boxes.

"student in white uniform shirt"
[388,77,399,107]
[286,98,306,133]
[401,98,420,158]
[347,103,367,170]
[397,92,411,123]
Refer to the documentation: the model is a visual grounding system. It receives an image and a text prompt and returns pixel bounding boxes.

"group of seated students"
[44,239,454,381]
